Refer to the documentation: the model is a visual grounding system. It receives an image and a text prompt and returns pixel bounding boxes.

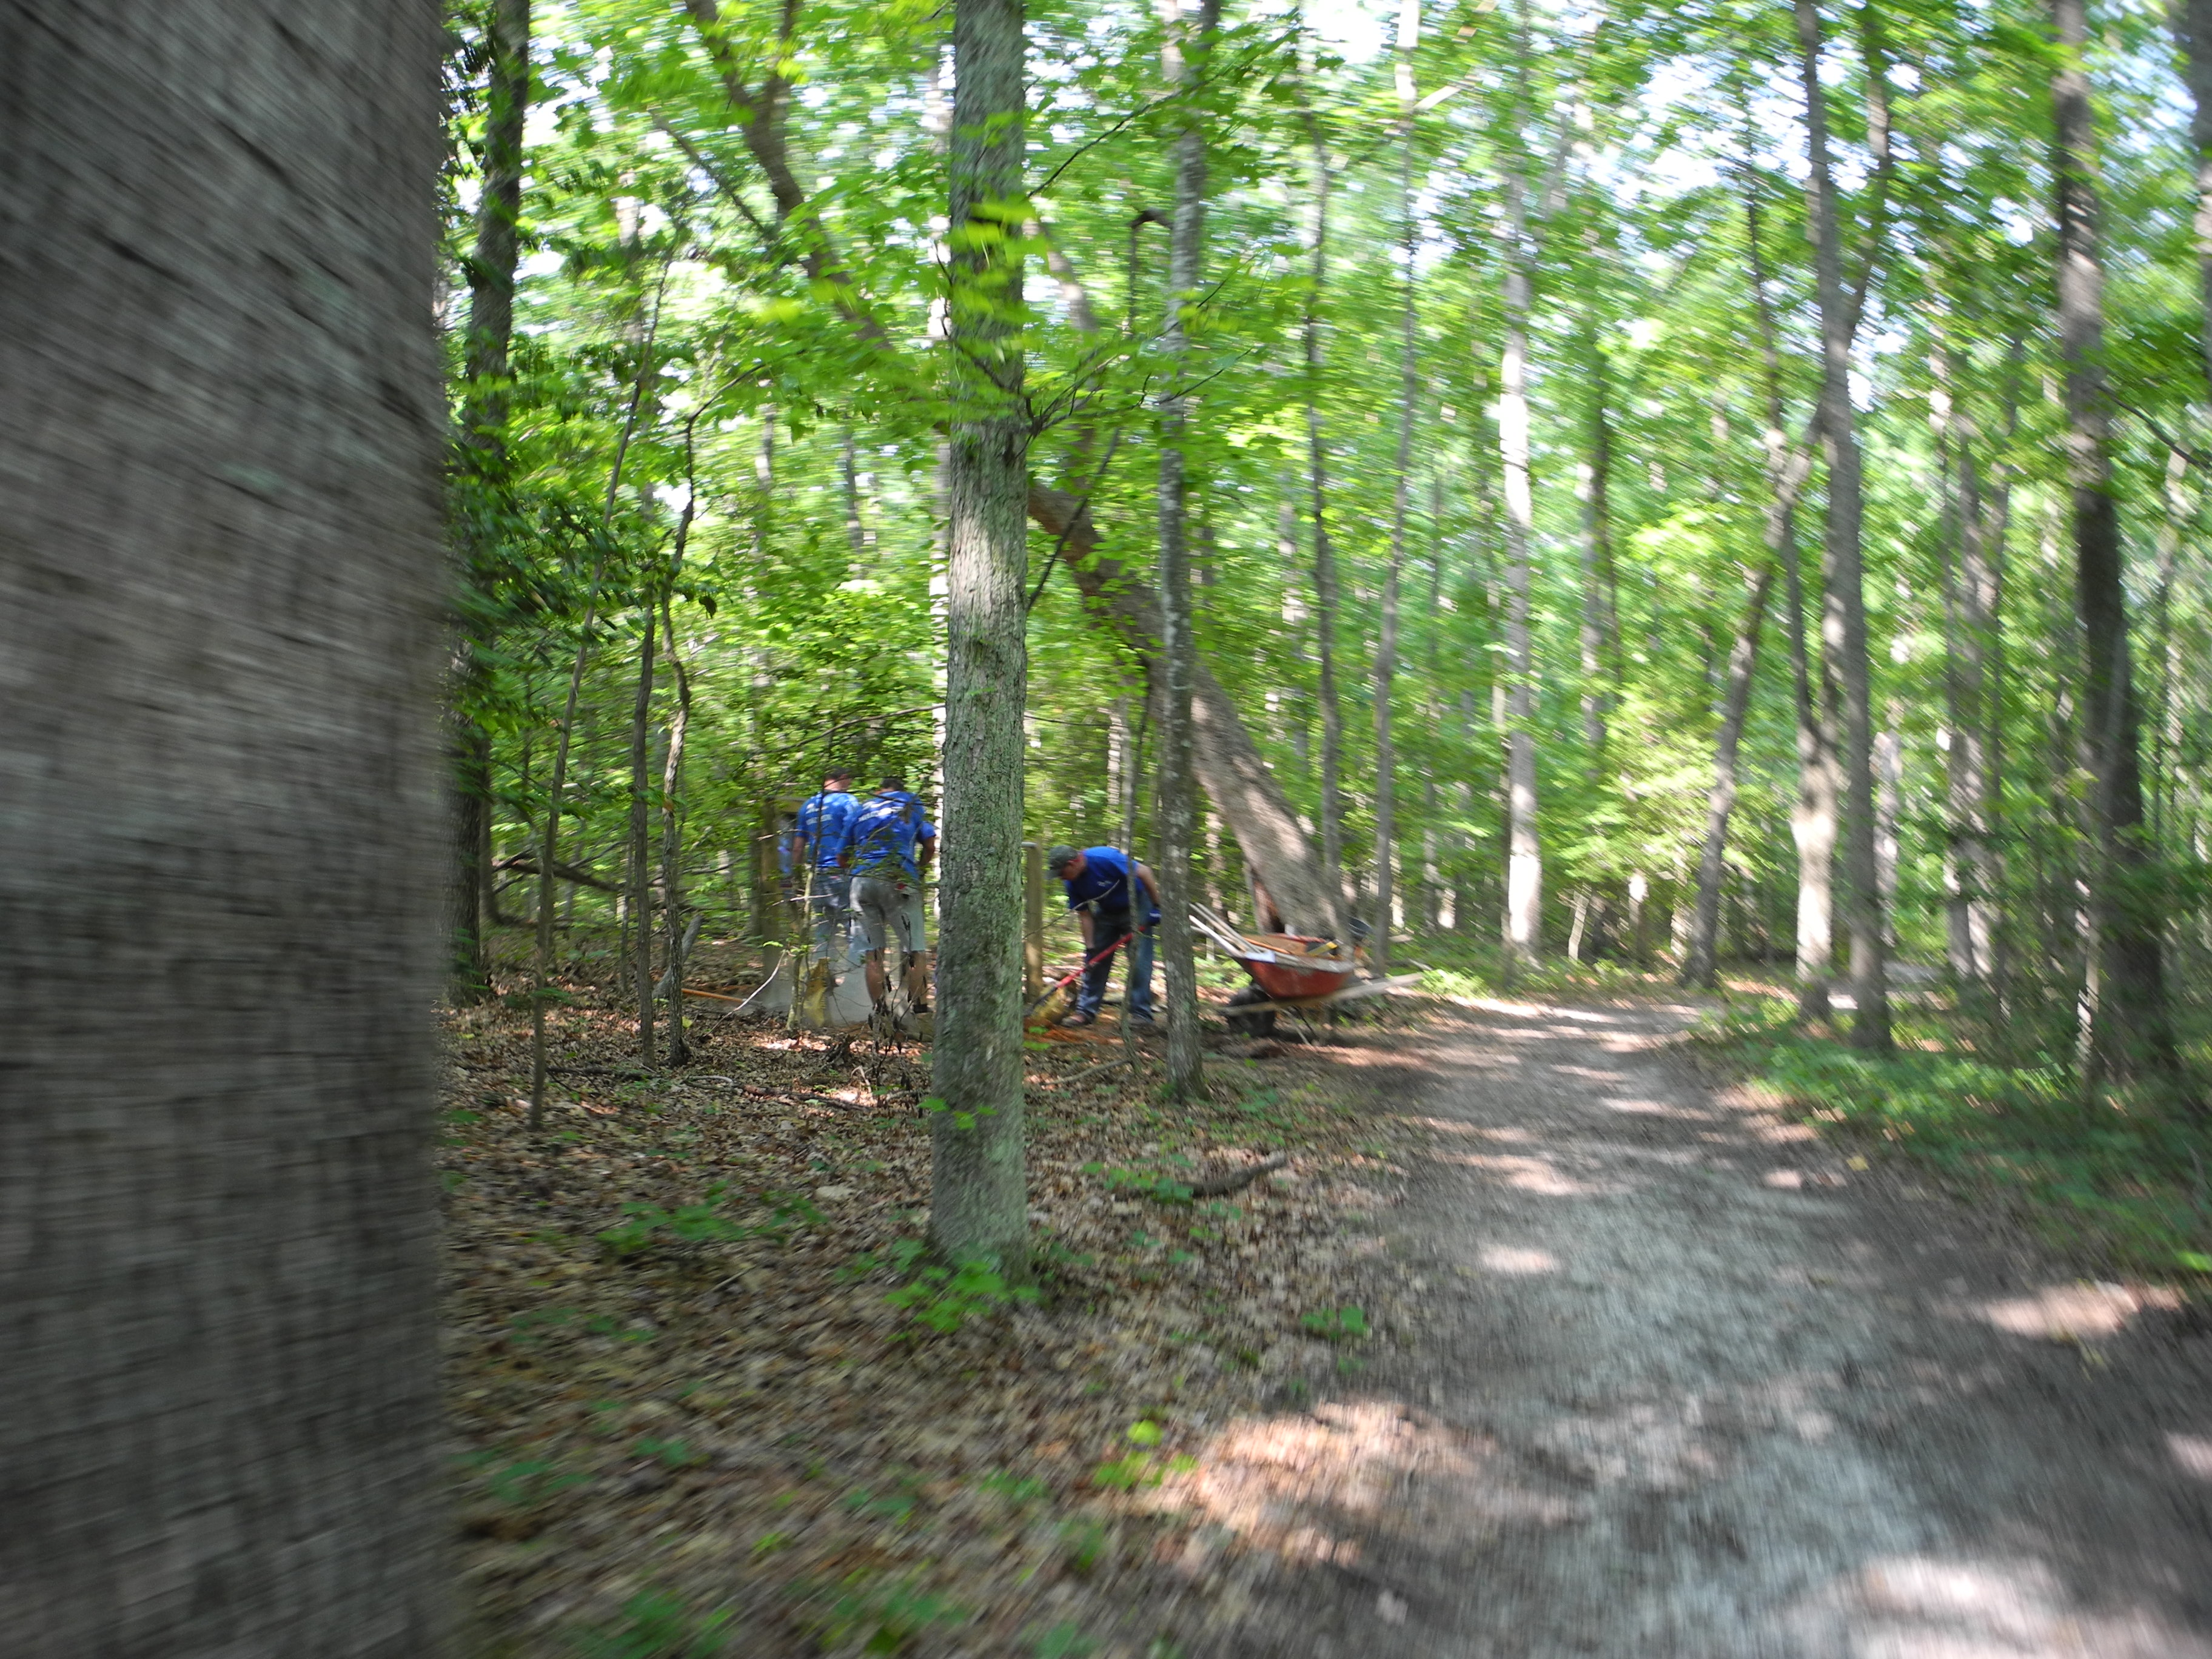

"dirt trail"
[1172,997,2212,1658]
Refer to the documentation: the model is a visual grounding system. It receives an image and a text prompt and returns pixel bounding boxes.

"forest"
[446,0,2207,1093]
[12,0,2212,1652]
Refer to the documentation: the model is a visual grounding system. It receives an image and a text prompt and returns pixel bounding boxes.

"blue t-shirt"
[794,790,859,870]
[1062,846,1158,923]
[842,791,931,880]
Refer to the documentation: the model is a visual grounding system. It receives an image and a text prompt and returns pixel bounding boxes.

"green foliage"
[883,1256,1041,1335]
[1084,1162,1197,1204]
[568,1590,737,1659]
[1299,1305,1369,1344]
[1735,1022,2212,1277]
[1090,1419,1196,1492]
[595,1185,819,1259]
[805,1573,969,1655]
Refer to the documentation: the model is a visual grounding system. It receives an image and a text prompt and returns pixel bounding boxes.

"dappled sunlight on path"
[1173,997,2212,1658]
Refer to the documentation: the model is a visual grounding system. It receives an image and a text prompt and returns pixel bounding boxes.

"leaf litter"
[441,940,1431,1657]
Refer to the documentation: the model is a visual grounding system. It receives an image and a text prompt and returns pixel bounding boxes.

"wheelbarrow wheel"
[1224,984,1277,1037]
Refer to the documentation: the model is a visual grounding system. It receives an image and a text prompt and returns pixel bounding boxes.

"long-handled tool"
[1024,932,1136,1021]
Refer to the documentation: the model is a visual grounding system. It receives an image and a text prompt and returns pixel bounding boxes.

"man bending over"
[1046,844,1159,1030]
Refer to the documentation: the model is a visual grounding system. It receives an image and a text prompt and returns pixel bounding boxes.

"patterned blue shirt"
[840,790,931,880]
[794,790,859,870]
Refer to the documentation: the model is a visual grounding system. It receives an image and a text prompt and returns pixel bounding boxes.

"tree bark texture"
[1795,0,1891,1048]
[2173,0,2212,396]
[628,609,657,1062]
[1375,2,1421,973]
[449,0,531,1000]
[1681,559,1777,989]
[1498,155,1543,964]
[1153,0,1221,1100]
[2048,0,2175,1079]
[1302,101,1352,945]
[1928,341,2008,987]
[933,0,1030,1267]
[0,4,447,1651]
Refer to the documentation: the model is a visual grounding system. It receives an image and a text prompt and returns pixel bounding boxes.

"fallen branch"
[1187,1152,1290,1198]
[680,985,752,1003]
[495,854,620,893]
[1054,1054,1136,1088]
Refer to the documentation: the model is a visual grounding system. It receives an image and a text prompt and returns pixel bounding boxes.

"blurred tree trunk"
[1153,0,1222,1099]
[450,0,531,1002]
[2047,0,2176,1081]
[0,4,446,1649]
[1795,0,1891,1048]
[932,0,1031,1267]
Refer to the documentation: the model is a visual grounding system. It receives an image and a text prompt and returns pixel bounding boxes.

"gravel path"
[1176,996,2212,1658]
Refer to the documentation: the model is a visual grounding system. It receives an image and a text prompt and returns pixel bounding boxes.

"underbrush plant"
[596,1186,820,1260]
[568,1589,736,1658]
[1718,1011,2212,1279]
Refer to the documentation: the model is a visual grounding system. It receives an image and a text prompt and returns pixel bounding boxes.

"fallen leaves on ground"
[440,936,1427,1657]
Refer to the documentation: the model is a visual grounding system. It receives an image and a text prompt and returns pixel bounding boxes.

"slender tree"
[932,0,1031,1265]
[2047,0,2175,1080]
[1375,0,1424,973]
[1794,0,1890,1049]
[451,0,532,1000]
[1154,0,1223,1098]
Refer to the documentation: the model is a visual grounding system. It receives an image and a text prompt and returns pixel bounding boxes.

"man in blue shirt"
[1046,844,1158,1029]
[793,768,859,962]
[840,775,937,1011]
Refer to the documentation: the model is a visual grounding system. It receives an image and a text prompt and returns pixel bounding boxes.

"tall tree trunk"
[1743,178,1835,1020]
[2174,0,2212,395]
[450,0,532,1002]
[659,595,694,1066]
[627,609,657,1063]
[1928,337,2008,988]
[1497,138,1544,965]
[1153,0,1222,1099]
[933,0,1030,1266]
[1577,325,1616,760]
[2,6,445,1646]
[1375,0,1423,973]
[1681,560,1777,989]
[1795,0,1890,1048]
[1299,72,1352,945]
[2048,0,2176,1080]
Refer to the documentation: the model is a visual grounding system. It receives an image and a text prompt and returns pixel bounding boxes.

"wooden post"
[1024,839,1045,1000]
[754,828,783,979]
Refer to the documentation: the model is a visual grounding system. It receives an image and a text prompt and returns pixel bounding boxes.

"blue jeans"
[1077,911,1155,1020]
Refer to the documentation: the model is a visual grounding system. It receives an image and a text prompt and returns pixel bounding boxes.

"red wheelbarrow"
[1190,905,1412,1035]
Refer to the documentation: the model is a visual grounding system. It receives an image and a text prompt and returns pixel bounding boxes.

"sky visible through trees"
[443,0,2212,1093]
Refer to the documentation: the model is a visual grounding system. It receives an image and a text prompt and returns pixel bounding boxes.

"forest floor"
[441,953,2212,1657]
[441,933,1432,1658]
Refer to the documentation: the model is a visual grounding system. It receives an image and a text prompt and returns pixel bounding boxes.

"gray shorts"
[851,876,920,954]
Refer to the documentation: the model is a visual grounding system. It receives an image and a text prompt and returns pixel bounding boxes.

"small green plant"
[1084,1162,1196,1203]
[456,1448,591,1506]
[1091,1420,1196,1492]
[568,1589,736,1658]
[1059,1518,1111,1575]
[806,1572,968,1654]
[1301,1305,1369,1343]
[1034,1623,1100,1658]
[596,1185,822,1259]
[631,1436,708,1470]
[979,1469,1051,1506]
[885,1256,1039,1335]
[751,1529,794,1558]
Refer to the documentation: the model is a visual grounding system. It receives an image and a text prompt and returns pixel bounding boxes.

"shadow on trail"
[1145,997,2212,1658]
